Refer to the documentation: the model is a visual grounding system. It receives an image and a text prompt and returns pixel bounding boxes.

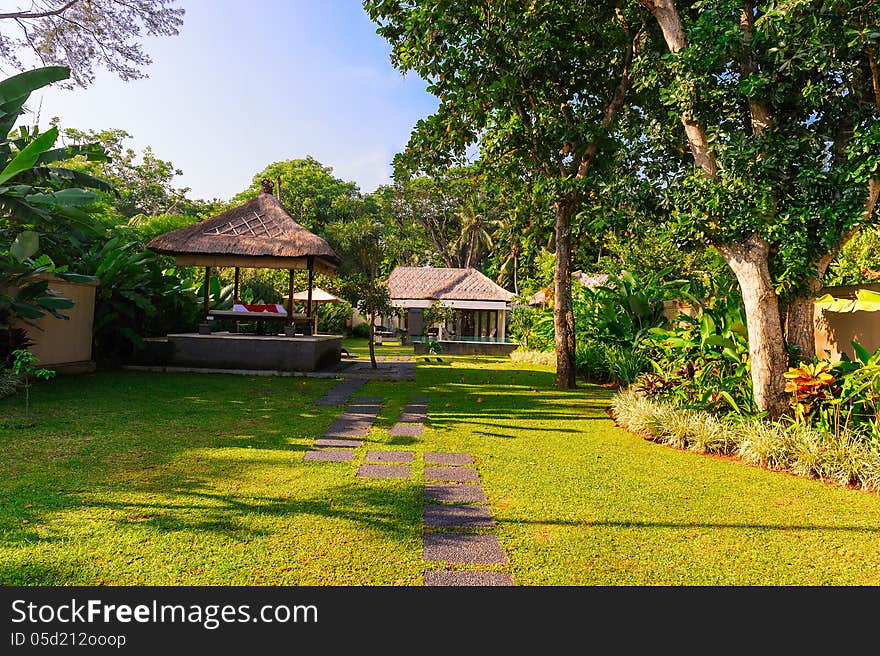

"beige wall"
[814,283,880,362]
[11,275,98,369]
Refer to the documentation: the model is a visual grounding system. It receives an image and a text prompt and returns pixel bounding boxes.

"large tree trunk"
[368,314,377,369]
[784,292,818,363]
[718,234,789,418]
[554,199,577,389]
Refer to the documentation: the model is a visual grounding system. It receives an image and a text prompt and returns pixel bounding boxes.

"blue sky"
[26,0,438,201]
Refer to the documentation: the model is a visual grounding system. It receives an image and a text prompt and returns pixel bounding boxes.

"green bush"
[317,301,353,335]
[76,235,200,360]
[635,295,754,416]
[573,339,647,386]
[349,322,370,339]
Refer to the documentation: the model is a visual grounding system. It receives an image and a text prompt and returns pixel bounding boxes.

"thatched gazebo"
[147,179,341,335]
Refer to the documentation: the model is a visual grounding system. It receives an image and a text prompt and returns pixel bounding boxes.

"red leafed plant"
[783,361,836,422]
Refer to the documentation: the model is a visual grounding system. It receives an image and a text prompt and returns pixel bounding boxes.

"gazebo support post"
[233,267,240,303]
[200,265,212,334]
[285,269,295,337]
[305,256,315,336]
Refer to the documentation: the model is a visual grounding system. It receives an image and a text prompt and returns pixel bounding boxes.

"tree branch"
[576,10,640,180]
[642,0,718,177]
[0,0,80,21]
[739,0,771,135]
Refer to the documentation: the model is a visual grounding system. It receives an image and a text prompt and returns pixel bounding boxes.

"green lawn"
[2,339,880,585]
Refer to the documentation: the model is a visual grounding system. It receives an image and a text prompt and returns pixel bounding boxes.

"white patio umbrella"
[291,287,347,333]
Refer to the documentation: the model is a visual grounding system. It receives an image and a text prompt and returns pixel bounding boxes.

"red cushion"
[243,303,282,313]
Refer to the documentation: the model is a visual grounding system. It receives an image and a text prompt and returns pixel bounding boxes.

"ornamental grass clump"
[613,388,880,493]
[611,389,738,454]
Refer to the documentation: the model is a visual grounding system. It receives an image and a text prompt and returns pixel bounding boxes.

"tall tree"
[0,0,184,87]
[325,196,393,369]
[635,0,879,417]
[59,126,194,219]
[377,167,502,270]
[235,157,361,234]
[365,0,646,388]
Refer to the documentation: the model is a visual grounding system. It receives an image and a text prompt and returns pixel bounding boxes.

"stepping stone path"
[424,466,480,483]
[421,452,513,586]
[306,387,512,585]
[303,396,383,462]
[356,449,415,478]
[423,533,507,565]
[314,379,365,406]
[389,396,429,437]
[423,571,514,587]
[424,504,495,528]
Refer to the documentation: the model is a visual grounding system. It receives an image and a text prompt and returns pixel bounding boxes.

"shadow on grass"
[87,482,424,540]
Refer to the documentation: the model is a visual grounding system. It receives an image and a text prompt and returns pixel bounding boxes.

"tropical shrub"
[636,297,754,416]
[508,303,551,351]
[76,236,199,359]
[781,342,880,446]
[574,337,647,386]
[349,322,370,339]
[317,300,353,335]
[574,268,690,347]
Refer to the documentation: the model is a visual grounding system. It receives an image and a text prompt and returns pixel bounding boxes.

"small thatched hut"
[147,180,341,333]
[388,266,514,340]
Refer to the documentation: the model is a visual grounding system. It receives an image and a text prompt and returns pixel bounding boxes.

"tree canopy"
[234,157,361,234]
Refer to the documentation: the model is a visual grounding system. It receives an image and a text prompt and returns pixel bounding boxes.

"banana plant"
[0,66,111,329]
[0,66,113,246]
[814,289,880,313]
[77,235,199,355]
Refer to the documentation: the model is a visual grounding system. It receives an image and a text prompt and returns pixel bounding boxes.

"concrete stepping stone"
[397,412,426,423]
[424,466,479,483]
[424,504,495,528]
[389,423,423,437]
[422,534,507,564]
[314,380,365,405]
[344,406,381,416]
[314,398,343,406]
[424,484,487,504]
[303,449,355,462]
[424,452,473,466]
[364,451,414,463]
[315,437,362,448]
[423,571,514,586]
[323,425,371,438]
[356,464,411,479]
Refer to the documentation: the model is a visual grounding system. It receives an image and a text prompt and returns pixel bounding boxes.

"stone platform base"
[135,332,342,372]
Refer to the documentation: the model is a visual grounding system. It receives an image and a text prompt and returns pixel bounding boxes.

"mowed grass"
[2,339,880,585]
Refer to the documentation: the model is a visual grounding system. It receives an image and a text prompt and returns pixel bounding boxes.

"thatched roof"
[146,191,341,272]
[388,266,514,302]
